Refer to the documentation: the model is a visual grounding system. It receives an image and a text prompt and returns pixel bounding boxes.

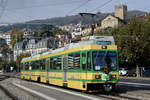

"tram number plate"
[102,74,109,81]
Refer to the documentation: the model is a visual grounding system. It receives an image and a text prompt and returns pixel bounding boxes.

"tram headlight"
[102,45,107,49]
[110,75,117,79]
[95,75,101,79]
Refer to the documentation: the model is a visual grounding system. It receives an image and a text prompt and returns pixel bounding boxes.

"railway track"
[18,78,141,100]
[0,74,146,100]
[93,92,140,100]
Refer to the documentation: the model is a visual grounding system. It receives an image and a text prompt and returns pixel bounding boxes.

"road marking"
[118,83,143,87]
[31,82,101,100]
[119,82,150,86]
[13,83,56,100]
[134,85,143,87]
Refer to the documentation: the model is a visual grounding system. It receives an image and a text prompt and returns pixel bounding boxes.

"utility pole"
[79,13,97,36]
[16,32,19,72]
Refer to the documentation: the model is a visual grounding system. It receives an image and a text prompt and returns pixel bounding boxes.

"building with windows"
[23,29,35,39]
[36,37,58,54]
[0,38,7,47]
[13,37,60,61]
[0,32,11,46]
[25,39,38,56]
[13,40,27,61]
[101,15,125,29]
[55,33,71,48]
[101,5,127,29]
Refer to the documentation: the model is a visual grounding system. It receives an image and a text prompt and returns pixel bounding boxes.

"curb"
[119,76,150,80]
[0,84,19,100]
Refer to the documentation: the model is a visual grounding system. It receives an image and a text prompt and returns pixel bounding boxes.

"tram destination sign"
[96,41,111,45]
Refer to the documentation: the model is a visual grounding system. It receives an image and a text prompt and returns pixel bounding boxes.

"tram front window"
[92,51,117,71]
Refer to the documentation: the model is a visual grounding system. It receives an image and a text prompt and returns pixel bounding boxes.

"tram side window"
[31,61,39,70]
[25,62,29,70]
[82,53,86,70]
[87,52,91,71]
[40,59,46,70]
[50,57,61,70]
[30,62,33,70]
[68,54,74,69]
[50,58,56,70]
[53,58,57,69]
[57,56,61,70]
[35,61,39,70]
[68,53,80,70]
[29,62,32,70]
[50,58,54,69]
[74,53,80,70]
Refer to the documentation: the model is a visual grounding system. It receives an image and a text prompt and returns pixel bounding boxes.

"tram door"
[46,58,50,82]
[22,63,25,78]
[82,51,91,81]
[82,52,87,79]
[63,55,68,82]
[29,62,32,80]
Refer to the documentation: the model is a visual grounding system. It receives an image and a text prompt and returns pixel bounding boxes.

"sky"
[0,0,150,23]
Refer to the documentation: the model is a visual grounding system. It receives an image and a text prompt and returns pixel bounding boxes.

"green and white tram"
[21,36,119,92]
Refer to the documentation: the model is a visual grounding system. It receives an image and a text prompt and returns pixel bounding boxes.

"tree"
[116,19,149,68]
[40,25,56,37]
[95,18,150,72]
[1,44,9,56]
[16,53,31,72]
[33,30,41,40]
[33,24,58,40]
[10,28,24,47]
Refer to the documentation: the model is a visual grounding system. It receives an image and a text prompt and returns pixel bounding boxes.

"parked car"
[119,68,128,76]
[143,69,150,77]
[0,70,3,74]
[127,69,136,77]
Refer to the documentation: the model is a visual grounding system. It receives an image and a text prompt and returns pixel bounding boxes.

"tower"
[115,5,128,21]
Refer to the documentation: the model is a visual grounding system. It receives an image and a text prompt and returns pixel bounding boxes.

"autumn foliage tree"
[16,53,31,71]
[10,28,24,47]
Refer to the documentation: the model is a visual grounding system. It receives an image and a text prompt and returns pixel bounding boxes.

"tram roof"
[21,54,41,63]
[42,36,115,55]
[21,36,116,62]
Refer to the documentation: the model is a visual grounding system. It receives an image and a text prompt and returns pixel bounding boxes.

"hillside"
[27,10,147,25]
[0,10,147,32]
[128,10,147,18]
[27,13,108,26]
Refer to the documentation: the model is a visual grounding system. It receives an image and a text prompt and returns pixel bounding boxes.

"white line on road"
[119,82,150,86]
[13,83,56,100]
[134,85,143,88]
[31,82,101,100]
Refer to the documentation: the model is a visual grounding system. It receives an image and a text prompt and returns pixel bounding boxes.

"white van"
[119,68,128,76]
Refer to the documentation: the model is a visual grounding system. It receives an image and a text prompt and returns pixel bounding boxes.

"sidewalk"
[119,76,150,80]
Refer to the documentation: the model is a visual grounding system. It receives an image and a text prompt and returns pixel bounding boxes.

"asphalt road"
[117,77,150,94]
[14,78,150,100]
[119,77,150,84]
[3,73,150,99]
[15,77,150,100]
[13,80,102,100]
